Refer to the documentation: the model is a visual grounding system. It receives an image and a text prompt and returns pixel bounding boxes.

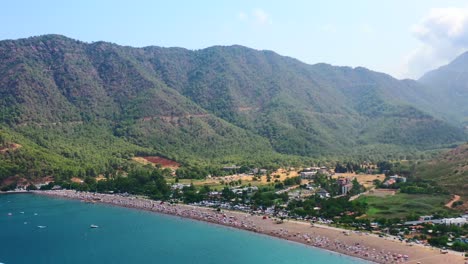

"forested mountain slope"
[415,143,468,199]
[419,51,468,125]
[0,35,465,180]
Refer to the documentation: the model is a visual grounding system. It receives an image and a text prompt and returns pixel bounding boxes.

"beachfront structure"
[208,191,221,198]
[404,216,467,226]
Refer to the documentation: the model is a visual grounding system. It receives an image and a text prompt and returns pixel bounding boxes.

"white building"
[300,171,317,179]
[389,175,407,183]
[441,217,466,226]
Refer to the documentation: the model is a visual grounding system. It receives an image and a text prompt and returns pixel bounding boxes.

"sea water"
[0,194,368,264]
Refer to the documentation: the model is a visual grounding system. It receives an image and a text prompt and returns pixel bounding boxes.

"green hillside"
[414,143,468,198]
[141,44,465,156]
[419,51,468,125]
[0,35,466,182]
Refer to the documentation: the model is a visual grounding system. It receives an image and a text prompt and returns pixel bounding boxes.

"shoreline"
[0,190,29,195]
[31,190,466,264]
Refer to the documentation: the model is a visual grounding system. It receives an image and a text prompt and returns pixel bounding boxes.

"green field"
[357,193,454,219]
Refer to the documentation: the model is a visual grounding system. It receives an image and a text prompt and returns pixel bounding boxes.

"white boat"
[37,225,46,229]
[90,224,99,228]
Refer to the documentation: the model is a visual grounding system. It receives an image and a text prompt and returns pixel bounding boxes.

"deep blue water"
[0,194,367,264]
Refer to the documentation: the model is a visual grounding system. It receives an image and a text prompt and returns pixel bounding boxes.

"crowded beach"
[34,190,466,264]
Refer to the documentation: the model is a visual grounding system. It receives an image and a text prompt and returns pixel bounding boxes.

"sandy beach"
[32,190,467,264]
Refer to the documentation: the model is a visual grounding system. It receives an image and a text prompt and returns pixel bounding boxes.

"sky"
[2,0,468,79]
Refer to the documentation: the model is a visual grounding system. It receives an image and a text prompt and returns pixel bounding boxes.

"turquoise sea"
[0,194,368,264]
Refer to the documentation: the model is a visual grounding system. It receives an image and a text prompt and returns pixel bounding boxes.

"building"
[337,177,353,195]
[300,171,317,179]
[171,183,190,190]
[404,216,467,226]
[231,186,259,194]
[252,168,267,175]
[382,178,396,187]
[382,175,407,187]
[208,191,221,198]
[223,165,241,171]
[316,188,330,198]
[441,217,467,226]
[389,175,407,183]
[419,215,433,221]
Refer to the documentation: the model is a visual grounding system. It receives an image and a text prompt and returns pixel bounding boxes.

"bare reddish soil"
[1,175,54,188]
[2,176,25,187]
[141,156,180,168]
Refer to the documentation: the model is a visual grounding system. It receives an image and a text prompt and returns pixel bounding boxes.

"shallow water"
[0,194,367,264]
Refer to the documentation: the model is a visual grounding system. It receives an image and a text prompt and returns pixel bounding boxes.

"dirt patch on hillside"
[1,175,53,188]
[133,156,180,169]
[0,143,22,153]
[96,175,107,181]
[71,177,84,183]
[445,194,460,208]
[1,176,27,187]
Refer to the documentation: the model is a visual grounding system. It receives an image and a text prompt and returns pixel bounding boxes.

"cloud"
[402,7,468,78]
[237,8,272,26]
[253,9,271,25]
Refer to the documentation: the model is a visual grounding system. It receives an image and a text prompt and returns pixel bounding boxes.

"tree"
[26,184,37,191]
[221,187,235,201]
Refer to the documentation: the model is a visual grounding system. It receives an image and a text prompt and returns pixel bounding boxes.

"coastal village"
[3,158,468,263]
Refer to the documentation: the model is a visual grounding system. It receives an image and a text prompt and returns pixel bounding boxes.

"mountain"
[0,35,466,181]
[419,51,468,126]
[414,143,468,199]
[104,42,465,156]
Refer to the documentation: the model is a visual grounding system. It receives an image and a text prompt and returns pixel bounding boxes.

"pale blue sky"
[2,0,468,78]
